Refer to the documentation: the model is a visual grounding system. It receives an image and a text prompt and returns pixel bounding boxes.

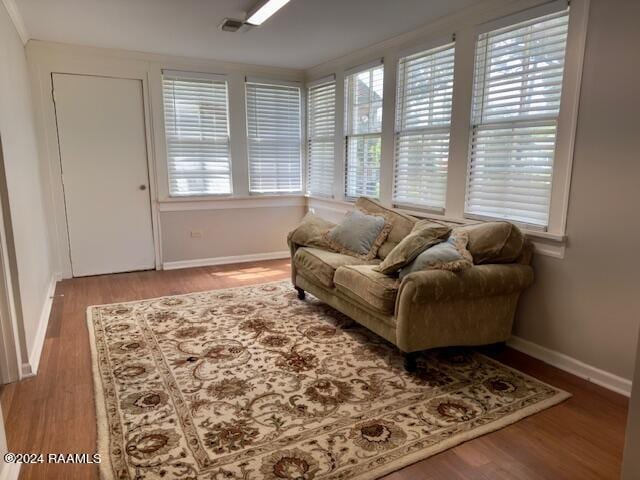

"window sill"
[158,194,306,212]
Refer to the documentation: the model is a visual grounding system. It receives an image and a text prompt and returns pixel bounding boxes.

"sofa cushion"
[355,197,417,259]
[375,219,451,274]
[453,221,524,264]
[287,212,336,250]
[325,210,391,260]
[294,247,379,288]
[334,265,400,314]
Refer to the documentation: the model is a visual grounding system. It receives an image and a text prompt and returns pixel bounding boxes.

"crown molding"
[2,0,28,44]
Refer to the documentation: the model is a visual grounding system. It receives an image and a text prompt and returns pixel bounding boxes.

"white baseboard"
[20,276,57,378]
[508,335,632,397]
[0,461,21,480]
[163,251,290,271]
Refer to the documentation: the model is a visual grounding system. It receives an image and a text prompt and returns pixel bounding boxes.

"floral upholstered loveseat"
[287,197,534,371]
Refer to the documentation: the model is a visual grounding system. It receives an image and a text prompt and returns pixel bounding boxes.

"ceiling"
[15,0,484,69]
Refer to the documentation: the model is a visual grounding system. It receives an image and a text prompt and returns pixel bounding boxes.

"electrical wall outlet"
[190,230,203,238]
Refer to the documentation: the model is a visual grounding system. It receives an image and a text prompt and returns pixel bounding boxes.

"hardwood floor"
[0,259,629,479]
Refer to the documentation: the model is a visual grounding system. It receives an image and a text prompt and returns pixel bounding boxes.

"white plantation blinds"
[394,43,455,210]
[307,80,336,197]
[163,72,231,196]
[466,9,569,227]
[345,64,384,199]
[246,81,302,194]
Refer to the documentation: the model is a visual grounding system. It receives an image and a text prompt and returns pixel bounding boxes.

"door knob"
[139,185,147,190]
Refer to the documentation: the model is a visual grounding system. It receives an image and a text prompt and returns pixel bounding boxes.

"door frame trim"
[47,70,162,278]
[0,136,23,384]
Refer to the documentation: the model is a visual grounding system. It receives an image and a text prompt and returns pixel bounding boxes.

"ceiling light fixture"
[245,0,291,26]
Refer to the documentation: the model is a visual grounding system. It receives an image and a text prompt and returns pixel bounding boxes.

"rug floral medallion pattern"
[88,281,569,480]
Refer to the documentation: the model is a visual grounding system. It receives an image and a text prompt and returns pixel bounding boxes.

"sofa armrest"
[398,264,534,304]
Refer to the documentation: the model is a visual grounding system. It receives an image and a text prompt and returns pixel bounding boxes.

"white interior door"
[53,74,155,277]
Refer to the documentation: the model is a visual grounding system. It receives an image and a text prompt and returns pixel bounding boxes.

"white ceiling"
[15,0,484,69]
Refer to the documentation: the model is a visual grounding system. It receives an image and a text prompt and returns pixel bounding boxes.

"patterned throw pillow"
[374,219,451,274]
[324,210,391,260]
[399,231,473,280]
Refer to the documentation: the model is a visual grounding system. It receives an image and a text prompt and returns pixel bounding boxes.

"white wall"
[0,1,55,373]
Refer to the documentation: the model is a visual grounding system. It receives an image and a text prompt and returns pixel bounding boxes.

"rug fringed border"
[351,389,570,479]
[87,306,117,480]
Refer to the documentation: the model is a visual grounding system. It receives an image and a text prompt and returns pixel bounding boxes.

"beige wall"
[622,332,640,479]
[161,205,305,263]
[0,2,55,365]
[514,0,640,380]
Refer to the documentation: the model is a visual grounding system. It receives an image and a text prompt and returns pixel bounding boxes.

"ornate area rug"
[88,280,569,480]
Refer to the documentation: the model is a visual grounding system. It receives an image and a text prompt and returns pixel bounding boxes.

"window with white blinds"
[466,9,569,227]
[394,43,455,210]
[344,63,384,199]
[307,80,336,197]
[162,72,232,196]
[246,80,302,194]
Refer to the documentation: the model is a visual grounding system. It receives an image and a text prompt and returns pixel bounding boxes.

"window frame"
[463,7,571,230]
[306,75,337,198]
[244,77,304,196]
[161,70,233,198]
[393,39,456,213]
[454,0,586,237]
[343,60,385,201]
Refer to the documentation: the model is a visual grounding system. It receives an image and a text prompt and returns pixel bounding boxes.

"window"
[307,79,336,197]
[162,71,232,196]
[245,80,302,194]
[394,43,455,210]
[466,9,570,227]
[344,63,384,199]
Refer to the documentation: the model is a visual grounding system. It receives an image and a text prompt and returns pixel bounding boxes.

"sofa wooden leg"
[295,287,306,300]
[404,352,419,373]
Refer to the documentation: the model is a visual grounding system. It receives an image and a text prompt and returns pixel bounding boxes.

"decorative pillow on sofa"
[399,230,473,280]
[355,197,417,259]
[453,221,524,264]
[374,219,451,274]
[287,212,337,251]
[324,210,391,260]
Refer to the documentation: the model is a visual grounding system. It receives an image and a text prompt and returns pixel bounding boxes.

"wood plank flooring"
[0,259,629,479]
